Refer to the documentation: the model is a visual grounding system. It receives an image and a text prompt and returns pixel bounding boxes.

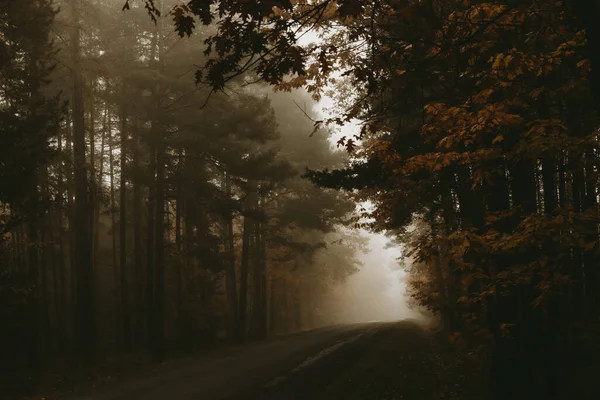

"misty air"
[1,1,599,399]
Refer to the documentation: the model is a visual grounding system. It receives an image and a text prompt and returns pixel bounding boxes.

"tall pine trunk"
[119,101,131,350]
[109,114,120,344]
[146,145,156,349]
[69,0,95,361]
[93,102,108,278]
[238,207,252,342]
[175,160,183,341]
[224,174,238,331]
[56,128,67,350]
[132,122,144,346]
[152,137,166,361]
[150,2,166,361]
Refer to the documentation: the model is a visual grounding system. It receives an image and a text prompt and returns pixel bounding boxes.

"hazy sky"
[312,85,413,323]
[262,30,414,324]
[333,230,417,323]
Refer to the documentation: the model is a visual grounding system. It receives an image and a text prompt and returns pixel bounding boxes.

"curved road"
[69,320,434,400]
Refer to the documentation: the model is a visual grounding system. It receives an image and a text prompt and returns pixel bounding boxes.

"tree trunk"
[89,84,96,267]
[541,157,557,214]
[572,165,585,317]
[64,110,76,347]
[175,165,183,342]
[40,169,51,360]
[259,218,268,338]
[252,195,268,339]
[583,152,598,315]
[132,122,144,346]
[224,174,238,331]
[56,128,67,350]
[238,208,252,342]
[150,1,166,361]
[93,102,108,276]
[558,154,567,207]
[109,114,120,345]
[152,138,166,361]
[251,219,261,338]
[120,102,132,350]
[69,0,95,361]
[146,145,156,350]
[27,212,42,382]
[269,278,277,334]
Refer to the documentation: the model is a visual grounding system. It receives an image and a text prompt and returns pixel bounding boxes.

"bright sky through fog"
[297,28,412,322]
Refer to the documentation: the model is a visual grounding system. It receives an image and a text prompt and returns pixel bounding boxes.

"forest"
[2,0,600,399]
[1,0,369,395]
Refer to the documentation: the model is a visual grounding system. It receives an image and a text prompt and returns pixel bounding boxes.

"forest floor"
[27,320,488,400]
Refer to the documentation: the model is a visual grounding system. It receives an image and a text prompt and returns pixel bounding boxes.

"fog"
[303,79,421,326]
[320,231,424,325]
[4,1,595,398]
[1,2,434,396]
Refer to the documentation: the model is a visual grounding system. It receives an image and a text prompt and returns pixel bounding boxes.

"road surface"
[68,320,438,400]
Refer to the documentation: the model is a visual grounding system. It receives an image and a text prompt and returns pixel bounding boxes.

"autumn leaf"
[188,0,213,25]
[346,138,356,153]
[309,120,323,137]
[173,11,195,37]
[491,53,504,69]
[577,59,590,71]
[337,0,365,18]
[268,0,293,11]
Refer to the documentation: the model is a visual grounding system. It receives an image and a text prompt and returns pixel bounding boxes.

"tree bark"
[238,206,252,342]
[132,121,144,346]
[152,136,166,361]
[56,128,67,350]
[69,0,95,361]
[150,1,166,361]
[93,101,107,279]
[542,156,558,215]
[175,159,183,341]
[146,145,156,350]
[224,174,238,331]
[119,101,132,350]
[109,113,120,344]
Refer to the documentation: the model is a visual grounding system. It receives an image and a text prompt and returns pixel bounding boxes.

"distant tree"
[0,1,370,396]
[0,0,61,227]
[131,0,600,397]
[0,0,62,393]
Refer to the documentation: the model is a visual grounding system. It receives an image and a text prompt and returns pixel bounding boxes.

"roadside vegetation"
[3,0,600,398]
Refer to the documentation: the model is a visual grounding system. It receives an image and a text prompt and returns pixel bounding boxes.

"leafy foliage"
[133,0,600,396]
[1,1,365,396]
[0,0,62,228]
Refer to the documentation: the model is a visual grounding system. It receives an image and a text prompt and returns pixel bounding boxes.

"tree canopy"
[127,0,600,397]
[0,1,364,396]
[3,0,600,397]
